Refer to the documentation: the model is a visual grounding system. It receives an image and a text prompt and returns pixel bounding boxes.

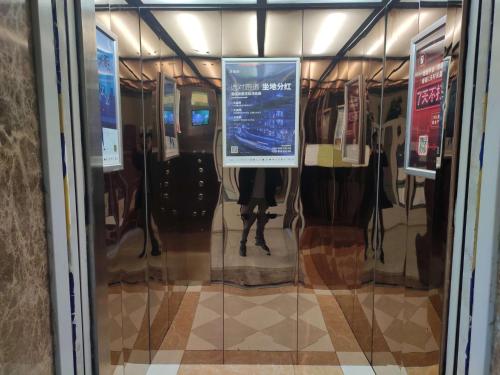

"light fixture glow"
[366,36,384,56]
[249,13,258,55]
[366,13,419,56]
[311,12,347,55]
[141,37,158,56]
[111,16,157,55]
[386,13,419,53]
[112,15,141,55]
[177,13,210,55]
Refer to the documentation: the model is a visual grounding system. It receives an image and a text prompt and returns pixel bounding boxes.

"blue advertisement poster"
[96,26,122,171]
[223,58,300,167]
[160,75,179,160]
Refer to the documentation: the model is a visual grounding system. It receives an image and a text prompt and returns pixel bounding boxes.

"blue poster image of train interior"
[192,109,210,126]
[96,28,117,130]
[163,110,175,137]
[225,61,297,157]
[162,79,176,138]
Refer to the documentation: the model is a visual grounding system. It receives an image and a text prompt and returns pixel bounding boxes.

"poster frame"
[341,75,365,164]
[333,104,345,150]
[436,55,452,168]
[158,72,180,161]
[222,57,301,168]
[404,16,447,179]
[96,23,123,173]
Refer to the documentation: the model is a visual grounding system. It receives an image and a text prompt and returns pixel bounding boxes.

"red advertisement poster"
[342,76,365,164]
[405,17,447,178]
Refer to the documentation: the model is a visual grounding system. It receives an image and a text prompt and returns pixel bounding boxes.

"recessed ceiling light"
[311,12,347,55]
[367,13,420,56]
[177,13,210,56]
[112,15,141,54]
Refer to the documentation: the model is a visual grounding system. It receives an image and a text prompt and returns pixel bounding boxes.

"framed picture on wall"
[436,56,451,168]
[222,57,301,168]
[333,105,345,150]
[404,16,447,179]
[96,24,123,172]
[158,72,180,161]
[342,75,365,164]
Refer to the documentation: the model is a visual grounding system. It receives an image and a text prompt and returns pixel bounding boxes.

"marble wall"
[492,269,500,374]
[0,1,54,375]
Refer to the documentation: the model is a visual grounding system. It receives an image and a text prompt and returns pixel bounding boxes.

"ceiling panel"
[119,61,139,80]
[153,10,222,57]
[96,11,174,58]
[388,8,446,57]
[445,8,462,48]
[95,0,126,4]
[385,60,409,82]
[384,10,419,57]
[348,15,385,57]
[182,62,197,78]
[221,11,258,56]
[419,8,448,31]
[161,58,184,79]
[302,9,372,57]
[109,11,142,57]
[143,0,255,4]
[140,18,176,57]
[142,60,162,79]
[120,60,142,79]
[265,11,302,57]
[268,0,381,3]
[302,60,331,81]
[192,58,222,79]
[96,10,112,30]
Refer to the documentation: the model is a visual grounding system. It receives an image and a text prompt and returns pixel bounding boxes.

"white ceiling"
[96,10,175,57]
[152,10,223,56]
[221,11,258,56]
[100,7,451,59]
[264,11,302,57]
[102,5,456,85]
[303,9,372,57]
[143,0,255,4]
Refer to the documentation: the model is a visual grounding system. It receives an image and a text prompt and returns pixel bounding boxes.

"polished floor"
[108,223,442,375]
[110,283,440,374]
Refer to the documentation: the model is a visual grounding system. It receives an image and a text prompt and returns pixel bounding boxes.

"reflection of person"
[359,132,393,263]
[134,130,161,257]
[238,168,282,257]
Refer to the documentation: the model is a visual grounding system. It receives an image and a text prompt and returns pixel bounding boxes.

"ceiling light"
[366,36,384,56]
[249,13,258,56]
[177,13,210,56]
[385,13,419,53]
[311,12,347,55]
[366,13,419,56]
[111,15,141,55]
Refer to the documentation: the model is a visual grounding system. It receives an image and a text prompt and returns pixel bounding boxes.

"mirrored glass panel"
[221,10,300,365]
[143,8,224,366]
[92,2,465,372]
[96,5,150,374]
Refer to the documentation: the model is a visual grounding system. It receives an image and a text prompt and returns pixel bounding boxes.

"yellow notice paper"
[304,144,370,167]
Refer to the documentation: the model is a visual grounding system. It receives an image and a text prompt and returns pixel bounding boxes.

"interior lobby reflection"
[94,1,464,374]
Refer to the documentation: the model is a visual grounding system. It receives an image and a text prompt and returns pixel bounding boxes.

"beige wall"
[0,1,54,374]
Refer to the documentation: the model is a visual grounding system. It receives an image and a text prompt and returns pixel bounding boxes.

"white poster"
[96,25,123,172]
[333,105,344,150]
[222,58,300,168]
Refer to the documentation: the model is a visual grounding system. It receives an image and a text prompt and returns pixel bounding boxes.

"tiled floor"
[108,224,442,374]
[109,282,440,374]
